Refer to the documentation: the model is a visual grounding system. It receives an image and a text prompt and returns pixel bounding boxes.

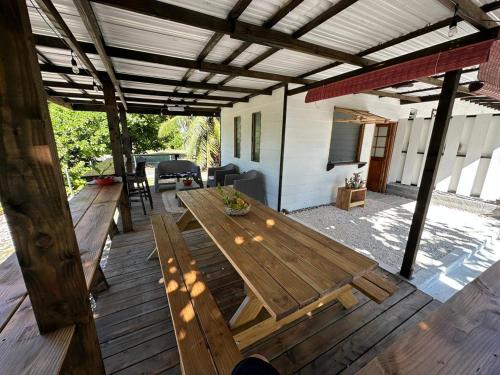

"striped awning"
[469,40,500,100]
[305,40,496,103]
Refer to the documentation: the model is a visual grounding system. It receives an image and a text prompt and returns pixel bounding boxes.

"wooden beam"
[102,78,133,232]
[400,69,462,279]
[72,0,127,110]
[0,0,104,370]
[288,28,498,96]
[48,86,241,103]
[91,0,369,66]
[437,0,498,30]
[418,76,470,94]
[33,0,101,85]
[73,103,221,115]
[34,34,313,84]
[39,64,268,94]
[119,108,133,173]
[364,90,422,102]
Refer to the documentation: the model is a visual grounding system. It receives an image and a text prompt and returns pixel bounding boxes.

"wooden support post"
[400,69,462,279]
[119,107,133,174]
[103,78,133,232]
[0,0,104,371]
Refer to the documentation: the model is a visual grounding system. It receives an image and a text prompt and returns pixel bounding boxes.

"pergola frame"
[1,0,500,369]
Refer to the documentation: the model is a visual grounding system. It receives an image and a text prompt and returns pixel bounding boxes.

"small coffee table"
[175,180,201,206]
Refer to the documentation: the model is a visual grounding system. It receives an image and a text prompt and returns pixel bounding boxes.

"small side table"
[336,187,366,211]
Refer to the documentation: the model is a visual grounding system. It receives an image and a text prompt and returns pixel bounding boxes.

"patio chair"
[207,163,239,187]
[154,160,203,192]
[127,160,152,215]
[224,170,266,204]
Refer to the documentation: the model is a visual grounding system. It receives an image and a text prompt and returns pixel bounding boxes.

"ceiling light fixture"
[70,51,79,74]
[448,4,459,38]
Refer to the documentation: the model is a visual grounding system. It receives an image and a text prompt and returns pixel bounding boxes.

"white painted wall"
[388,114,500,201]
[220,87,285,210]
[280,92,401,211]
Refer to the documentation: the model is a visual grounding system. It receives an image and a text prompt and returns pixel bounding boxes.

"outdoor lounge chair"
[154,160,203,192]
[207,163,239,187]
[224,170,266,204]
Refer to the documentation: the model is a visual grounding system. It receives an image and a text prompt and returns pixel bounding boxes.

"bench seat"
[151,214,242,375]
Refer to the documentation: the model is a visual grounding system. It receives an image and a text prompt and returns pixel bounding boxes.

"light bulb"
[71,56,79,74]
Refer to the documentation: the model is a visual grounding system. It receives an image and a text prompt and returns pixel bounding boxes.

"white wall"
[280,92,401,211]
[388,114,500,201]
[220,87,285,210]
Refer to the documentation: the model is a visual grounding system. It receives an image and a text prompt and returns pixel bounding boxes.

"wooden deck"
[94,191,440,374]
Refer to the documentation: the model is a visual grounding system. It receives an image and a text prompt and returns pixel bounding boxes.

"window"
[328,112,363,164]
[251,112,261,162]
[371,126,388,158]
[234,116,241,158]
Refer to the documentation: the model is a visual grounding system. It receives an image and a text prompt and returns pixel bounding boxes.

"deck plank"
[95,191,438,374]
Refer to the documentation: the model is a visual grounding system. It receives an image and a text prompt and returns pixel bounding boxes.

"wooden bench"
[0,183,123,374]
[151,214,242,375]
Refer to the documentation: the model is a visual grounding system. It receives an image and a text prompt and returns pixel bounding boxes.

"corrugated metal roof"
[28,0,500,110]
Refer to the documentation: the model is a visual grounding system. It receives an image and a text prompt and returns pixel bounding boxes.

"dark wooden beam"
[102,78,133,232]
[288,28,498,96]
[73,103,221,116]
[33,0,102,85]
[91,0,369,66]
[34,34,313,84]
[39,64,268,94]
[437,0,497,30]
[0,0,104,370]
[296,1,500,80]
[400,69,462,279]
[178,0,252,84]
[48,85,243,102]
[73,0,127,109]
[119,108,133,173]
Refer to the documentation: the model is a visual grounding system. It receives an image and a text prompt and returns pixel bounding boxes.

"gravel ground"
[290,192,500,273]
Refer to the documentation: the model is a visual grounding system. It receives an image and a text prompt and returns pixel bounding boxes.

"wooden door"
[367,123,397,192]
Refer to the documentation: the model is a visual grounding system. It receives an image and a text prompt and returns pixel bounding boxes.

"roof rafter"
[39,64,269,95]
[35,34,313,84]
[72,0,127,109]
[437,0,498,30]
[33,0,102,85]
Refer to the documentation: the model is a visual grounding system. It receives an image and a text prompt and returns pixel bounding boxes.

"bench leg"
[91,266,109,294]
[176,210,201,231]
[337,288,359,309]
[229,287,263,329]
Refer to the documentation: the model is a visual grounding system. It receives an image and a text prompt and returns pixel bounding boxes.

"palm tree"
[158,116,220,170]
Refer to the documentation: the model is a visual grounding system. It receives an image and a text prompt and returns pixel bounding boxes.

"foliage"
[125,114,169,153]
[157,117,186,150]
[158,116,220,170]
[217,186,249,210]
[49,103,110,192]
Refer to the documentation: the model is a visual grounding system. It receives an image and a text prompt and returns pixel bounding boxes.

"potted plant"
[92,160,114,186]
[182,176,193,187]
[217,187,251,216]
[345,172,365,189]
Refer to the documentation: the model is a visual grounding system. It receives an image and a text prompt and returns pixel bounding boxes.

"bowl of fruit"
[217,187,251,216]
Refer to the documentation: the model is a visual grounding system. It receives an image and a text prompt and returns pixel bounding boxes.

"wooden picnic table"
[356,259,500,375]
[0,183,123,374]
[176,187,394,349]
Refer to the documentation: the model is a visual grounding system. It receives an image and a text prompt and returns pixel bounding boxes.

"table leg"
[337,288,359,309]
[229,287,263,329]
[91,266,109,294]
[176,209,201,231]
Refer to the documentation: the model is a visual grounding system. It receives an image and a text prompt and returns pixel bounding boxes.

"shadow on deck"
[94,191,440,374]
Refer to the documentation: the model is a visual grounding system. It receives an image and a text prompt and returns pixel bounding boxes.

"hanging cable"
[448,4,459,38]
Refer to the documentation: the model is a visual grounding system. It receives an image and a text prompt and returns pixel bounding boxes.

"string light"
[70,51,79,74]
[448,4,459,38]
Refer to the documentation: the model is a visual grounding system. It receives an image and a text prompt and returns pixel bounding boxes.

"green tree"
[49,103,110,192]
[157,117,185,150]
[158,116,220,170]
[126,114,168,153]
